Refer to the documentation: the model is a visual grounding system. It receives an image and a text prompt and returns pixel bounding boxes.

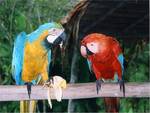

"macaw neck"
[42,38,53,50]
[88,51,115,64]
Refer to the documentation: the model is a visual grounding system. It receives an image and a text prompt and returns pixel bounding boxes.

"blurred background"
[0,0,149,112]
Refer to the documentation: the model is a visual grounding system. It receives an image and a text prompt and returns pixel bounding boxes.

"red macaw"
[80,33,125,112]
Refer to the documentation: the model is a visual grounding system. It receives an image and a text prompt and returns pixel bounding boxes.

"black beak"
[53,32,66,45]
[85,46,94,55]
[59,32,66,42]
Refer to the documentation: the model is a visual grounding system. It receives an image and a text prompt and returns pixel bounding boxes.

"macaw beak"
[59,32,66,49]
[80,45,87,58]
[85,46,94,56]
[80,45,94,58]
[53,32,66,49]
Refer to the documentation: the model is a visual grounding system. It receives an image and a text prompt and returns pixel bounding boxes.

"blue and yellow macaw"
[12,22,66,113]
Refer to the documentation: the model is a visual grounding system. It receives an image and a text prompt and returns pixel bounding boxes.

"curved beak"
[85,46,94,55]
[80,45,94,58]
[53,32,66,49]
[59,32,66,49]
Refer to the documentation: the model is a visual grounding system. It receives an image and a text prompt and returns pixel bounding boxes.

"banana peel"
[44,76,67,109]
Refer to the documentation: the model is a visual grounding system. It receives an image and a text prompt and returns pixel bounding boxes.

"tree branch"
[0,83,149,101]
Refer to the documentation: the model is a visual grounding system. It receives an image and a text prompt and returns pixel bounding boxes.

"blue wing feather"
[12,32,26,85]
[113,54,124,82]
[87,59,92,72]
[117,54,124,78]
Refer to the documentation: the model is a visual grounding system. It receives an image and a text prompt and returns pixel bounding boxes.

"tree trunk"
[67,46,79,113]
[67,3,88,112]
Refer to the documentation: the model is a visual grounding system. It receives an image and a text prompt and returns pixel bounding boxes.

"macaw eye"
[91,44,94,46]
[53,28,56,32]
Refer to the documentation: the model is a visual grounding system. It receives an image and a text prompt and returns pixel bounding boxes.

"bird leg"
[96,79,102,94]
[25,82,33,99]
[118,79,125,96]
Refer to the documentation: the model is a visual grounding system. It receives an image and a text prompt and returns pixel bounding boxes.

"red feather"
[104,97,120,113]
[81,33,124,113]
[81,33,123,80]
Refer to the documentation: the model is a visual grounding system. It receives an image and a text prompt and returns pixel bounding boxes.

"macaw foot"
[96,79,102,94]
[118,79,125,96]
[25,82,33,99]
[43,78,54,88]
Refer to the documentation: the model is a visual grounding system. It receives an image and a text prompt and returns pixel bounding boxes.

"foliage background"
[0,0,149,112]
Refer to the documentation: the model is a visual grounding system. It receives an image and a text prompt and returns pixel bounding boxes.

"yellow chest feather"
[22,31,49,82]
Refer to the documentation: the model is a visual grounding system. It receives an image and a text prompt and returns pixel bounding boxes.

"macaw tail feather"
[104,97,120,113]
[20,100,37,113]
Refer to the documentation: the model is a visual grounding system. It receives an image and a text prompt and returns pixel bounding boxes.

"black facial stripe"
[43,38,53,49]
[53,37,62,45]
[85,46,94,55]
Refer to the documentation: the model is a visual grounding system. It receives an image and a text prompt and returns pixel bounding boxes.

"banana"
[43,76,67,109]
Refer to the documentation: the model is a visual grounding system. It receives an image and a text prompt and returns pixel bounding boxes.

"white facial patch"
[47,28,64,43]
[86,42,99,54]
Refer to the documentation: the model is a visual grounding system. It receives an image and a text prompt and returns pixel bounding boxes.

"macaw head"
[80,33,111,58]
[46,22,66,48]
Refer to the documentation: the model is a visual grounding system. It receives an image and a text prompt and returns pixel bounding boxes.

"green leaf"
[128,108,133,113]
[0,43,10,57]
[15,13,26,31]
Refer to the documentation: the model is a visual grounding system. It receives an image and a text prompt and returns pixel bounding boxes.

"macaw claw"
[118,79,125,97]
[25,82,33,99]
[43,78,54,88]
[96,79,102,94]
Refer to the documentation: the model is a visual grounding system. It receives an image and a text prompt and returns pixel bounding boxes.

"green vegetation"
[0,0,149,112]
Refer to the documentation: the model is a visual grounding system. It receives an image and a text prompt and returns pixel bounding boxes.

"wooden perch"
[0,83,149,101]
